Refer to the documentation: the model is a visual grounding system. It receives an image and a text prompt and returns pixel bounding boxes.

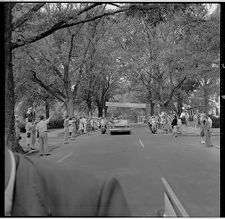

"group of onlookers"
[63,116,107,143]
[147,113,180,135]
[15,114,108,153]
[15,110,213,156]
[15,113,54,156]
[147,111,213,147]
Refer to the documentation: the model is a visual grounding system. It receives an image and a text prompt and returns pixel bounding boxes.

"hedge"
[209,116,220,128]
[19,122,26,133]
[47,119,64,129]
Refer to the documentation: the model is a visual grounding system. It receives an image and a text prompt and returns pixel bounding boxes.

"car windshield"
[114,119,128,125]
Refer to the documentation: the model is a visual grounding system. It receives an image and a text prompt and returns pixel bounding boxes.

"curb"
[181,133,220,137]
[25,144,62,156]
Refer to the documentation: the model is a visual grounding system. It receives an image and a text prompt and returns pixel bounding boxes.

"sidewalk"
[181,126,220,136]
[181,126,220,149]
[21,129,100,156]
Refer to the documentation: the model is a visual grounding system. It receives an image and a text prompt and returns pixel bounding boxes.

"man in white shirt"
[36,114,53,156]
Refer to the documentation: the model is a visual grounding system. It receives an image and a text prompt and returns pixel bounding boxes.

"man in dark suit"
[5,148,130,216]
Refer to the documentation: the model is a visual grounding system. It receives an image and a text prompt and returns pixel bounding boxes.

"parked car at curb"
[109,119,131,134]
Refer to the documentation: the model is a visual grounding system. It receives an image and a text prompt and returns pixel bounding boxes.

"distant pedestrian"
[203,115,213,147]
[36,114,54,156]
[98,118,101,129]
[162,116,168,134]
[193,113,198,128]
[79,116,84,134]
[71,117,77,140]
[177,117,182,135]
[151,116,157,134]
[86,117,92,134]
[69,118,73,137]
[185,112,189,126]
[197,113,201,127]
[200,112,206,144]
[25,118,32,151]
[83,116,87,134]
[90,117,94,131]
[30,120,37,150]
[171,115,178,137]
[63,116,70,144]
[180,111,186,125]
[207,115,213,147]
[148,116,152,132]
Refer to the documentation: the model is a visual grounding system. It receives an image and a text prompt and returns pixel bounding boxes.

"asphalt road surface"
[37,124,220,217]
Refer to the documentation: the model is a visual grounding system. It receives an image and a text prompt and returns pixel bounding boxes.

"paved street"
[22,124,220,217]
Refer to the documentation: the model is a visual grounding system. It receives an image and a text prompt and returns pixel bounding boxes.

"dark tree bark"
[97,105,103,117]
[5,4,24,153]
[203,87,209,114]
[150,101,155,116]
[45,99,49,119]
[177,93,183,117]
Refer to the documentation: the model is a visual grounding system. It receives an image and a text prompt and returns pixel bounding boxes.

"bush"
[209,115,220,128]
[19,121,26,133]
[47,119,64,129]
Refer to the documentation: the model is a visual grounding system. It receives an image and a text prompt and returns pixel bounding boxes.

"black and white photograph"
[4,1,220,217]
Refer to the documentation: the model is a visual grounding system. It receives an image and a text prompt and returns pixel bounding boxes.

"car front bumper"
[109,128,131,133]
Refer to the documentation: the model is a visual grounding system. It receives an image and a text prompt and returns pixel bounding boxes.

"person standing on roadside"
[171,115,178,137]
[207,115,213,147]
[25,118,32,151]
[79,116,84,134]
[71,117,77,140]
[63,116,70,144]
[203,115,213,148]
[69,118,73,137]
[30,120,37,150]
[36,113,54,156]
[177,116,182,135]
[200,111,206,144]
[83,115,87,134]
[90,117,94,131]
[86,117,92,134]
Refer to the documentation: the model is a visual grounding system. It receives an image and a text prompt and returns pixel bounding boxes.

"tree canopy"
[5,3,220,151]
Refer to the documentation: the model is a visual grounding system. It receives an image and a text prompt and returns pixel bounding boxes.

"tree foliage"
[5,3,220,152]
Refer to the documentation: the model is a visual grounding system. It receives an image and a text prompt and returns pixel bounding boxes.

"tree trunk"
[45,99,49,119]
[66,98,74,118]
[5,4,24,153]
[104,106,108,117]
[98,105,103,117]
[177,93,183,117]
[150,101,155,116]
[203,87,209,114]
[87,101,92,117]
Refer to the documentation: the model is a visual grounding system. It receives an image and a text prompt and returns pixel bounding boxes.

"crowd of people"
[63,115,108,143]
[14,109,214,156]
[15,113,109,156]
[147,111,213,146]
